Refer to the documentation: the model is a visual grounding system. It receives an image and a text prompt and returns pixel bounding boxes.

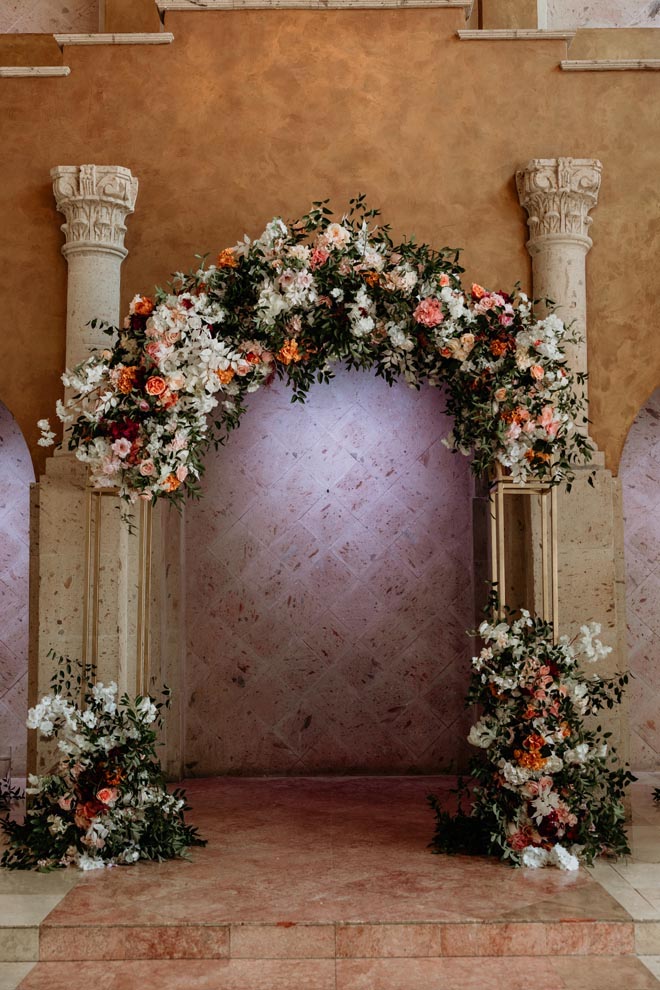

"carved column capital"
[515,157,602,250]
[51,164,138,260]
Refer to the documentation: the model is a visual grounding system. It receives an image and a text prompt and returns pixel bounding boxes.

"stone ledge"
[458,29,574,41]
[561,59,660,71]
[159,0,472,9]
[0,66,71,77]
[54,33,174,46]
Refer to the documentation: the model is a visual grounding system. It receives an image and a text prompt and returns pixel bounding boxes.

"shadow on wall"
[184,368,475,778]
[0,402,34,777]
[620,386,660,771]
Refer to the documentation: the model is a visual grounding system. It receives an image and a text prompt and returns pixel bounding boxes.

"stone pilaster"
[51,164,138,369]
[516,157,601,403]
[515,158,630,772]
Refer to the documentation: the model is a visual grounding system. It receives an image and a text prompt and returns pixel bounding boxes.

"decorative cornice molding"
[159,0,471,9]
[561,58,660,71]
[515,157,602,248]
[51,164,138,259]
[458,29,574,41]
[0,66,70,77]
[54,33,174,46]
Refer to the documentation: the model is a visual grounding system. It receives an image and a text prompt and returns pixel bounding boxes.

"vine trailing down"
[39,197,593,504]
[0,654,205,871]
[429,611,633,870]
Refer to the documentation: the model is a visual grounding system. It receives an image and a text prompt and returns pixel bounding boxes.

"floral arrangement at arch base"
[39,197,592,505]
[429,608,633,870]
[0,653,205,870]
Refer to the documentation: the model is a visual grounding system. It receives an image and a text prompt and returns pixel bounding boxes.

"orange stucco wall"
[1,8,659,472]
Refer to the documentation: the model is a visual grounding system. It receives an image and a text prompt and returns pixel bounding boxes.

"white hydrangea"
[522,846,550,869]
[76,853,106,871]
[550,844,580,871]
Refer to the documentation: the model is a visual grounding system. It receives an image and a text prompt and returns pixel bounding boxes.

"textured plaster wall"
[184,370,474,775]
[620,387,660,771]
[0,404,34,776]
[1,9,659,478]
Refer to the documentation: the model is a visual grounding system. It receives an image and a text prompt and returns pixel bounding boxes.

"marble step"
[14,955,660,989]
[37,917,636,961]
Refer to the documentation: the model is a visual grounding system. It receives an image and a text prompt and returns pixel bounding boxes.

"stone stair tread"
[15,956,660,989]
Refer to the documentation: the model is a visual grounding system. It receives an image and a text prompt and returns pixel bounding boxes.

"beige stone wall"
[547,0,660,29]
[0,404,34,776]
[0,0,99,33]
[620,387,660,771]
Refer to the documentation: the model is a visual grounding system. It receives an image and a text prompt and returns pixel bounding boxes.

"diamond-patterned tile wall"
[620,387,660,771]
[0,403,34,776]
[184,369,475,775]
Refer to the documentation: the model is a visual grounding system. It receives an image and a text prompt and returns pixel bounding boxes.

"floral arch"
[25,200,632,874]
[42,198,591,502]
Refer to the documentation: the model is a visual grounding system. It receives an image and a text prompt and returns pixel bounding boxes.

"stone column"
[515,157,630,770]
[516,157,601,406]
[51,164,138,368]
[31,166,185,778]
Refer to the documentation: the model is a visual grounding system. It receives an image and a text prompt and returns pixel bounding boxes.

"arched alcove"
[0,401,35,777]
[619,386,660,770]
[184,368,474,776]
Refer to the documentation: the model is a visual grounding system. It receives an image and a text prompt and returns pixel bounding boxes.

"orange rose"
[145,376,167,396]
[364,271,380,288]
[277,339,303,365]
[216,248,239,269]
[116,366,138,394]
[524,733,546,751]
[471,283,486,299]
[133,296,154,316]
[216,368,235,384]
[162,473,181,492]
[514,749,548,771]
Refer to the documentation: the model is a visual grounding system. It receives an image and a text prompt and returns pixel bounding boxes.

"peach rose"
[495,387,507,402]
[471,283,486,299]
[139,460,155,477]
[438,273,451,287]
[96,787,118,806]
[176,464,189,483]
[530,364,544,381]
[145,376,167,396]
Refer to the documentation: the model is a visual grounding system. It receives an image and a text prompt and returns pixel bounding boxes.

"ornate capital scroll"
[51,164,138,259]
[515,158,602,249]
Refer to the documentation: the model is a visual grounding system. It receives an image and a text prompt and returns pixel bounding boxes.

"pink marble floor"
[36,777,634,964]
[17,956,660,990]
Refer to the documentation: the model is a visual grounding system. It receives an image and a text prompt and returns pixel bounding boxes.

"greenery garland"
[39,197,593,505]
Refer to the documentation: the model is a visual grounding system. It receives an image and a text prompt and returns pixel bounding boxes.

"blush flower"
[413,297,444,328]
